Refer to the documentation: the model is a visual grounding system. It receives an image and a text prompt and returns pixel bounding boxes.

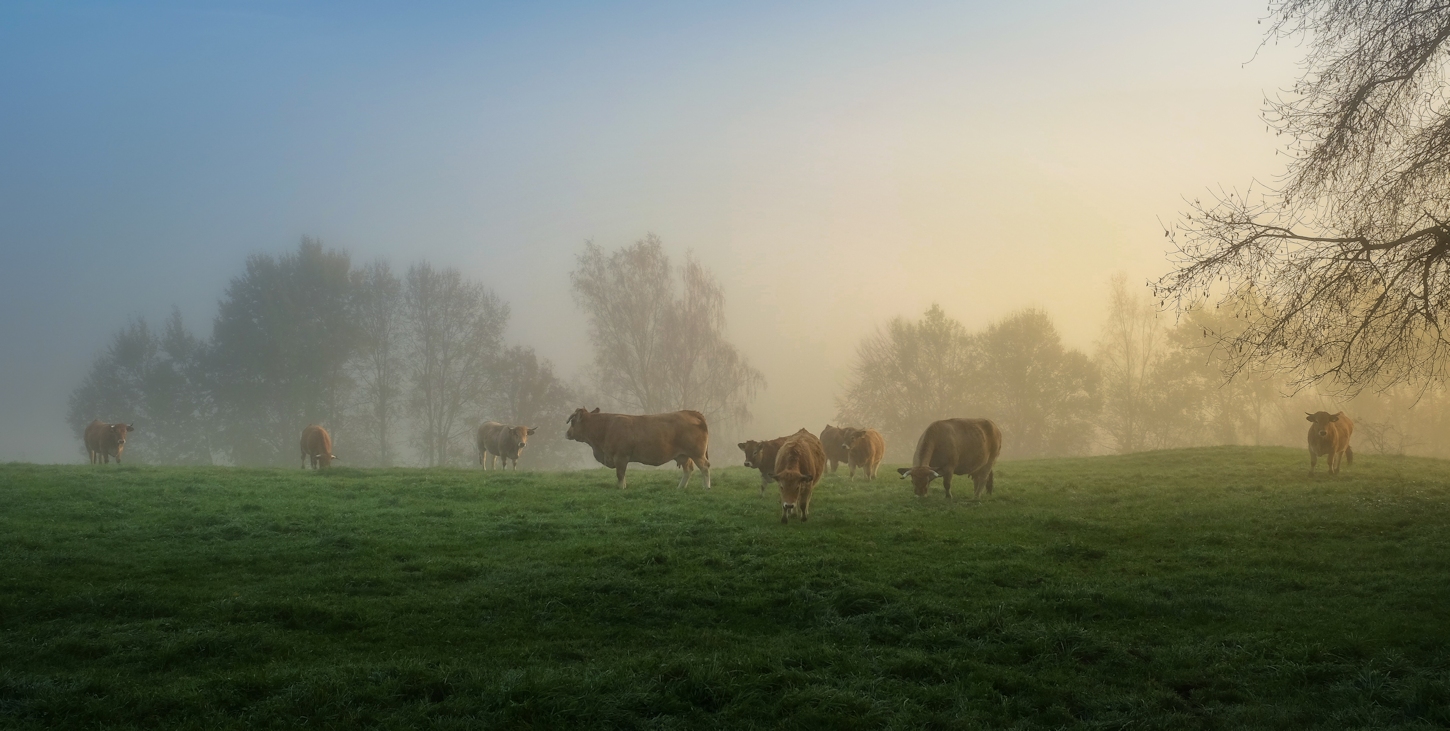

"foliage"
[350,260,405,467]
[485,345,576,468]
[3,449,1449,728]
[570,235,764,428]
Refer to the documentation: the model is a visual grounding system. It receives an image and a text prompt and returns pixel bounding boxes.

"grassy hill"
[2,447,1449,729]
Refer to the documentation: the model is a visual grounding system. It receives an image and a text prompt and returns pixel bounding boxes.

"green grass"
[2,446,1449,729]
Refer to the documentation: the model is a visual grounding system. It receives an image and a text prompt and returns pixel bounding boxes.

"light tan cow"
[477,421,537,470]
[738,436,787,494]
[565,407,711,490]
[897,418,1001,499]
[300,425,337,469]
[819,424,851,474]
[838,427,885,481]
[774,428,826,523]
[1306,411,1354,475]
[84,420,133,464]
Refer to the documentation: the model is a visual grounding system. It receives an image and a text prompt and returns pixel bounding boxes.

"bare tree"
[403,262,509,466]
[351,261,404,466]
[1157,2,1450,396]
[1095,275,1165,453]
[570,235,764,427]
[976,309,1100,458]
[487,345,575,468]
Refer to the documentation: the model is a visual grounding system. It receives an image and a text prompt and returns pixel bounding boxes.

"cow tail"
[1346,446,1354,466]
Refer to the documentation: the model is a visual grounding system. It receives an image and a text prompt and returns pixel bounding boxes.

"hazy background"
[0,1,1297,463]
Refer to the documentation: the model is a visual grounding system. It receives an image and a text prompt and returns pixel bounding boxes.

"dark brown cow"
[839,427,885,481]
[565,407,711,489]
[738,436,787,494]
[300,425,337,469]
[820,424,851,474]
[1306,411,1354,475]
[84,420,133,464]
[897,418,1002,499]
[774,428,826,523]
[477,421,537,470]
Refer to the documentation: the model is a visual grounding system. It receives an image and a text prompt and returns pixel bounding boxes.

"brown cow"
[839,427,885,481]
[1306,411,1354,475]
[84,420,133,464]
[897,418,1002,499]
[774,428,826,523]
[820,424,851,474]
[566,407,711,489]
[300,425,338,469]
[738,436,787,494]
[477,421,537,470]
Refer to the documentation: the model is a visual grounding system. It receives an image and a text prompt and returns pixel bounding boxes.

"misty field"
[2,448,1449,729]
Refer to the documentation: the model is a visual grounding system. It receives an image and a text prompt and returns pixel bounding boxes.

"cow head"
[738,440,761,468]
[566,407,600,442]
[315,452,338,468]
[898,466,940,497]
[775,467,814,520]
[1305,411,1340,439]
[508,425,534,456]
[110,423,134,457]
[839,428,865,452]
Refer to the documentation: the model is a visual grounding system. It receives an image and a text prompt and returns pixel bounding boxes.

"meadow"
[2,446,1449,729]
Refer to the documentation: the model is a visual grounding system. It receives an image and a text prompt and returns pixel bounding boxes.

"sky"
[0,0,1300,462]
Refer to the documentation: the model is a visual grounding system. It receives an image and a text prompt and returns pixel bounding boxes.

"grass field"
[2,447,1449,729]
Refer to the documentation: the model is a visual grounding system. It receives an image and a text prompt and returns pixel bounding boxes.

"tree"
[836,304,979,452]
[351,261,405,466]
[208,238,358,465]
[976,309,1100,458]
[486,345,576,468]
[570,235,764,427]
[404,262,509,466]
[1094,275,1165,453]
[1157,1,1450,396]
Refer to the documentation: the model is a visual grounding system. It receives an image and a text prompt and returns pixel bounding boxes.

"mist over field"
[0,0,1397,465]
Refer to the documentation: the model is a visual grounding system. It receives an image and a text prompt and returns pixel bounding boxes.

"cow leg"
[986,470,995,494]
[616,462,628,490]
[1309,450,1318,475]
[1331,450,1341,475]
[676,459,695,489]
[848,462,857,481]
[941,473,953,499]
[800,485,813,522]
[698,455,711,490]
[760,474,768,494]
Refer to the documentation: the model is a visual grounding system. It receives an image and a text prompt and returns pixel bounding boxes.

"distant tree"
[67,308,213,464]
[836,304,979,452]
[570,235,764,427]
[1095,275,1165,453]
[976,309,1100,458]
[351,261,405,466]
[486,345,575,468]
[208,238,357,465]
[1158,1,1450,395]
[403,262,509,466]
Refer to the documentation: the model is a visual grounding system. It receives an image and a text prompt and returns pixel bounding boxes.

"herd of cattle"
[81,407,1356,523]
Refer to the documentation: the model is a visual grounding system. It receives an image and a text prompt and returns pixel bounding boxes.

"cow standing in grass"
[820,424,851,474]
[739,436,787,494]
[774,428,826,523]
[839,428,885,481]
[84,420,133,464]
[565,407,712,490]
[1306,411,1354,475]
[477,422,537,470]
[300,425,338,469]
[898,418,1001,499]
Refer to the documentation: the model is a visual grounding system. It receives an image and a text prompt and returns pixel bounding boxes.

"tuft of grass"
[1,446,1448,728]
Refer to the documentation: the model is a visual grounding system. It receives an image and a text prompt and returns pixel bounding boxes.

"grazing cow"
[820,424,852,474]
[1306,411,1354,475]
[897,418,1002,499]
[300,425,338,469]
[774,428,826,523]
[738,436,788,494]
[565,407,711,490]
[839,427,885,481]
[84,420,133,464]
[477,421,537,470]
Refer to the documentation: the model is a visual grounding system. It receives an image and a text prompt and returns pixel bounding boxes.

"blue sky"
[0,1,1296,461]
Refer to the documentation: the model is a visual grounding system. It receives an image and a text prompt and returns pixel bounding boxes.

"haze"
[0,1,1297,463]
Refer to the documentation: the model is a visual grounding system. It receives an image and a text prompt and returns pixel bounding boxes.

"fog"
[0,1,1300,463]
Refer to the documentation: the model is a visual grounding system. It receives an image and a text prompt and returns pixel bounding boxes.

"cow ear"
[527,427,537,434]
[1330,415,1339,422]
[1305,413,1315,421]
[897,467,910,477]
[125,424,135,431]
[929,470,941,480]
[738,442,748,449]
[591,407,600,413]
[800,473,813,482]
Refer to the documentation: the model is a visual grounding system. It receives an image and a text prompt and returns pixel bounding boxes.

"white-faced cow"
[84,420,133,464]
[774,428,826,523]
[300,425,338,469]
[897,418,1001,499]
[477,421,537,470]
[1306,411,1354,475]
[565,407,711,490]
